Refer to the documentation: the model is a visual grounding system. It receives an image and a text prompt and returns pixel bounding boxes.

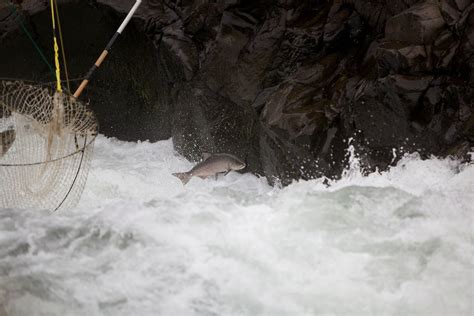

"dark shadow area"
[0,1,171,141]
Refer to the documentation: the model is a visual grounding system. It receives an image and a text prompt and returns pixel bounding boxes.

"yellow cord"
[50,0,62,92]
[54,0,70,93]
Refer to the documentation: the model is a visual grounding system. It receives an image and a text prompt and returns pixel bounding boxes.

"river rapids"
[0,136,473,316]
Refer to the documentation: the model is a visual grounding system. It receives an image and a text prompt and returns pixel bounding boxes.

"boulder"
[386,2,445,44]
[440,0,462,25]
[261,83,330,140]
[376,41,431,74]
[161,23,199,81]
[433,29,460,70]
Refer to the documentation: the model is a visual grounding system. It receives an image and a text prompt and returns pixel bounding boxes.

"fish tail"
[172,172,192,185]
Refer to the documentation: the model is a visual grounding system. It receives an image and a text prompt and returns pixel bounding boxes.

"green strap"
[4,0,55,78]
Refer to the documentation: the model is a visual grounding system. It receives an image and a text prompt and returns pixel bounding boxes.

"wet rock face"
[1,0,473,184]
[385,2,445,44]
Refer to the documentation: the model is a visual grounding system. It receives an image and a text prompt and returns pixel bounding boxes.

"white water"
[1,136,473,316]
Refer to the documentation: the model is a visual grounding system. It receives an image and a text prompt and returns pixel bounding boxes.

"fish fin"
[224,170,230,176]
[202,152,212,160]
[172,172,192,185]
[198,175,207,179]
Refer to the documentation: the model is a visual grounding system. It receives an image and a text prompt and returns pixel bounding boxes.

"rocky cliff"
[1,0,473,184]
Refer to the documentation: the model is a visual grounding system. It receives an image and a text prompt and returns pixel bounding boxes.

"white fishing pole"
[73,0,142,98]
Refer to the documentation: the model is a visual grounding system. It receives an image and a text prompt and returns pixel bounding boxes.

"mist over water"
[1,136,473,316]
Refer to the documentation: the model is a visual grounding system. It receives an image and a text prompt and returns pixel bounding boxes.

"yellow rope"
[50,0,62,92]
[54,0,70,93]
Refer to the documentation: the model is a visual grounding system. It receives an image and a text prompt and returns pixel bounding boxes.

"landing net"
[0,80,98,211]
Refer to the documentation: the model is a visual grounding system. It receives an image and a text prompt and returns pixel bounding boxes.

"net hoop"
[0,80,98,211]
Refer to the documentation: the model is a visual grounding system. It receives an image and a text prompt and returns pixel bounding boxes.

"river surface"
[1,136,473,316]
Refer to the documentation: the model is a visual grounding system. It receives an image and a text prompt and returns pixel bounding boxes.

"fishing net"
[0,80,98,211]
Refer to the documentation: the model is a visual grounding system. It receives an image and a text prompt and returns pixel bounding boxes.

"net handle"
[73,0,142,99]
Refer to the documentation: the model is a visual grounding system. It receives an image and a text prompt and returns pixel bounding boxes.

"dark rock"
[0,0,472,185]
[161,23,199,80]
[342,0,421,32]
[433,29,460,70]
[259,127,327,185]
[261,83,330,140]
[349,76,426,148]
[264,5,325,88]
[229,5,287,105]
[376,41,431,75]
[440,0,462,25]
[386,2,445,44]
[198,7,263,106]
[454,0,470,11]
[324,5,352,42]
[461,114,474,141]
[444,140,471,160]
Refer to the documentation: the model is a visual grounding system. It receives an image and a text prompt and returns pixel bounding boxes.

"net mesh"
[0,80,98,211]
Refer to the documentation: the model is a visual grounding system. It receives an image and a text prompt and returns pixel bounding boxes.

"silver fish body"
[173,153,246,185]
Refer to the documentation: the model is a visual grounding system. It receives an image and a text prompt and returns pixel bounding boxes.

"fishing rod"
[72,0,142,99]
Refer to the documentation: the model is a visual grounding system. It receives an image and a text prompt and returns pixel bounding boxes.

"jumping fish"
[173,153,246,185]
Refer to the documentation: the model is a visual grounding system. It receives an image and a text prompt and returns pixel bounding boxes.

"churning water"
[0,136,473,316]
